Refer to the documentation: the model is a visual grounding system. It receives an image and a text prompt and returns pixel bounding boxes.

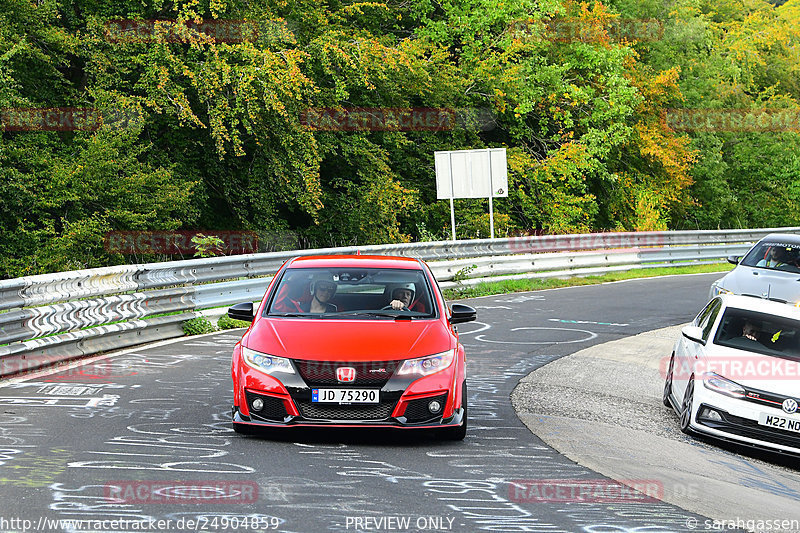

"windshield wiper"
[335,311,411,319]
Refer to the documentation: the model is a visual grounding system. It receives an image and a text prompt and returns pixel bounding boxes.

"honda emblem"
[336,367,356,382]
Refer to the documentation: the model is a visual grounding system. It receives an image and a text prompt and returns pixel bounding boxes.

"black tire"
[679,378,695,434]
[663,353,675,408]
[442,382,467,441]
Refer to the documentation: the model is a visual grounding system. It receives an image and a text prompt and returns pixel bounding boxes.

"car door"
[673,298,721,401]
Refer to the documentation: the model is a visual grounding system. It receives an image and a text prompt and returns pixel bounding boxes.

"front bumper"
[689,384,800,455]
[233,356,464,430]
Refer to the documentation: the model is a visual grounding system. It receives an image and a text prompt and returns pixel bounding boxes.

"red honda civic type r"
[227,255,477,439]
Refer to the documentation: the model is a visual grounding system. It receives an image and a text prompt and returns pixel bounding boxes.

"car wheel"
[663,353,675,408]
[679,377,695,434]
[442,382,467,441]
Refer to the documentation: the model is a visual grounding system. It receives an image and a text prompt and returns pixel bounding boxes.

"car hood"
[719,266,800,303]
[243,318,453,361]
[703,345,800,395]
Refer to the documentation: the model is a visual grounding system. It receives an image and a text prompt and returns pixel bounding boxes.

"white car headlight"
[703,372,745,398]
[397,350,455,377]
[242,347,295,375]
[711,283,733,297]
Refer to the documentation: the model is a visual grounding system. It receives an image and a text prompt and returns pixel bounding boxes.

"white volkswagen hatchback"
[664,294,800,454]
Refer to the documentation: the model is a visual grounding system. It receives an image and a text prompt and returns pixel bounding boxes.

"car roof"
[286,255,424,270]
[758,233,800,244]
[720,293,800,318]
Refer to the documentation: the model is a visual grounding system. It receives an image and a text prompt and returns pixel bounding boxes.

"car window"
[694,299,721,341]
[694,298,718,328]
[740,241,800,273]
[713,308,800,359]
[701,301,721,341]
[265,267,436,318]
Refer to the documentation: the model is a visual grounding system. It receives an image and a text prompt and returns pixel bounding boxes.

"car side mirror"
[681,325,706,345]
[727,255,740,265]
[228,302,254,322]
[450,303,477,325]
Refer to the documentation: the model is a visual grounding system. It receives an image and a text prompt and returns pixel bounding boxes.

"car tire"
[679,377,695,435]
[663,353,675,408]
[442,382,467,441]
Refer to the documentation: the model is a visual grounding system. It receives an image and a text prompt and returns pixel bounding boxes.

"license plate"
[312,389,379,404]
[758,412,800,433]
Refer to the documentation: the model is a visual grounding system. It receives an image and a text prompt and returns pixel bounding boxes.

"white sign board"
[435,148,508,199]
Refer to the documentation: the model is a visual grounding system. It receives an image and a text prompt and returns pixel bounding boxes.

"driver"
[740,320,761,342]
[388,283,415,311]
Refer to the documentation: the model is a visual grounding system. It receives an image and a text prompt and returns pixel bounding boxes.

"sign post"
[434,148,509,241]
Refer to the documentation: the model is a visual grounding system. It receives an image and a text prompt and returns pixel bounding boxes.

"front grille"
[297,401,395,421]
[697,406,800,449]
[403,393,448,423]
[295,360,402,386]
[245,391,289,422]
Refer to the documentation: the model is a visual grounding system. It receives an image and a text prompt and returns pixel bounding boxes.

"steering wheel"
[381,305,409,311]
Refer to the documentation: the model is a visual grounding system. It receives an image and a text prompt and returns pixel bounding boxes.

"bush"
[183,317,217,336]
[217,315,251,330]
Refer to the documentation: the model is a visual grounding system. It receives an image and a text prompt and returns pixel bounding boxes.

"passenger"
[302,274,338,313]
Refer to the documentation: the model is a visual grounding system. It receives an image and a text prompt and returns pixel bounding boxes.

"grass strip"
[443,263,733,300]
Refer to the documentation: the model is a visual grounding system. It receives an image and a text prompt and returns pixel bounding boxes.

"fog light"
[700,407,723,422]
[428,400,442,414]
[251,398,264,411]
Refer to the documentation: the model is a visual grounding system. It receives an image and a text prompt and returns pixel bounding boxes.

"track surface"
[0,272,745,533]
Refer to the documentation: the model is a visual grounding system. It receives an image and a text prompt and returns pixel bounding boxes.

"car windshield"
[713,307,800,360]
[265,267,435,318]
[740,241,800,273]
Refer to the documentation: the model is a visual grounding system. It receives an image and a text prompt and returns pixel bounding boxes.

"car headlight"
[703,372,745,398]
[397,350,455,377]
[711,283,733,297]
[242,347,295,375]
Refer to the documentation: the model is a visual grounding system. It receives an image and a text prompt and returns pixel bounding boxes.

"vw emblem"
[782,398,798,414]
[336,367,356,383]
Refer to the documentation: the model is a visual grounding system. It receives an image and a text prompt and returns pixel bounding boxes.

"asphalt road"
[0,272,737,533]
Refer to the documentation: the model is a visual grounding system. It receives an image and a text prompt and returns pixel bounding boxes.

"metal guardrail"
[2,227,798,377]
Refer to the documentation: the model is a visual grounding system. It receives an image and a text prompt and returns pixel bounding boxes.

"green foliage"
[217,314,251,330]
[183,316,217,336]
[1,0,798,279]
[452,264,478,282]
[191,233,225,258]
